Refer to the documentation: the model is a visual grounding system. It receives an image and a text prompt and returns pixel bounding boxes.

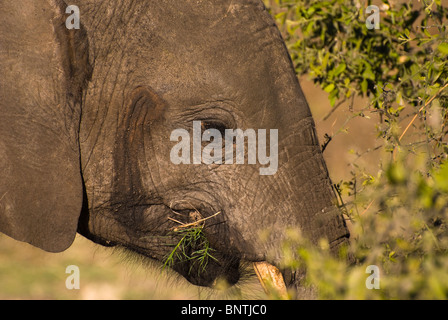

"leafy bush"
[264,0,448,299]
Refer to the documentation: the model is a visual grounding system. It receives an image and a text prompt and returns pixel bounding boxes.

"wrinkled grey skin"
[0,0,349,292]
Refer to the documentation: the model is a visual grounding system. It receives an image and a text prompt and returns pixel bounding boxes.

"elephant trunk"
[220,115,351,297]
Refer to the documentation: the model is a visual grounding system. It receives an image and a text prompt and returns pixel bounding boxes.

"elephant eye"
[201,121,227,137]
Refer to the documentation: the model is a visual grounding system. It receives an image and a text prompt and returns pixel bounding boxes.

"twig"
[322,99,347,121]
[167,217,185,225]
[398,82,448,142]
[321,133,332,153]
[168,211,221,231]
[393,82,448,161]
[360,200,375,216]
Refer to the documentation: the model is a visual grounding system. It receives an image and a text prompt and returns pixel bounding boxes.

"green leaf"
[324,83,335,93]
[329,95,337,107]
[306,6,315,17]
[362,66,376,81]
[437,43,448,55]
[434,162,448,192]
[361,79,368,95]
[389,251,397,262]
[321,51,330,70]
[334,63,346,77]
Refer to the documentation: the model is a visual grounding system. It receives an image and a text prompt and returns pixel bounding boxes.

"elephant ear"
[0,1,91,252]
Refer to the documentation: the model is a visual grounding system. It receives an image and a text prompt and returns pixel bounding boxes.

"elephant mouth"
[84,201,290,293]
[164,207,288,295]
[173,257,289,297]
[163,206,241,287]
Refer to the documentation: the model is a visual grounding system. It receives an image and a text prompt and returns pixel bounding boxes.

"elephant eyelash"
[201,121,228,137]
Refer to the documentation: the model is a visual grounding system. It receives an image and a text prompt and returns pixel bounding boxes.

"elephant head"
[0,0,350,294]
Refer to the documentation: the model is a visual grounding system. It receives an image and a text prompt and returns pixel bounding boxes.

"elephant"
[0,0,350,295]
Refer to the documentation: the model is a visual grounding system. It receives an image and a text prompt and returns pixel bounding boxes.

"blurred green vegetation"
[264,0,448,299]
[277,156,448,299]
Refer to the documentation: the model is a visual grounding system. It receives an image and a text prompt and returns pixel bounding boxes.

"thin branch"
[399,82,448,142]
[322,99,347,121]
[360,200,375,216]
[168,211,221,231]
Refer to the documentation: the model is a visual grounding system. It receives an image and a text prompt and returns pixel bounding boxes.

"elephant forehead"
[81,0,281,60]
[81,0,298,123]
[134,1,289,113]
[150,0,279,49]
[150,0,267,29]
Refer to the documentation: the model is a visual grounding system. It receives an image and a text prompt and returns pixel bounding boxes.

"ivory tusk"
[253,262,289,299]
